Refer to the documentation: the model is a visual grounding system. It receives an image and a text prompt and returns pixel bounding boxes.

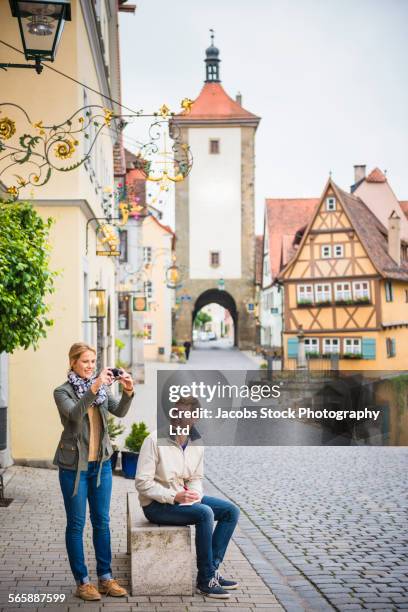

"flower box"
[297,299,313,307]
[305,351,321,359]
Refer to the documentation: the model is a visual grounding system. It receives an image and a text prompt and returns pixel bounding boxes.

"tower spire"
[205,29,221,83]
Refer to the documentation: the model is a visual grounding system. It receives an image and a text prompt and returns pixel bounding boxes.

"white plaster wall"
[188,128,241,279]
[260,286,283,348]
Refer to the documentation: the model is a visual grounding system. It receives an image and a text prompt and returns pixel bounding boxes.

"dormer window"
[326,197,336,211]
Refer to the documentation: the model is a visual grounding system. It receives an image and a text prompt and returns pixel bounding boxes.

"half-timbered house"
[278,178,408,370]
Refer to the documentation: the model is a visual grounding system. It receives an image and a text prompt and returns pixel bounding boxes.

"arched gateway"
[193,289,238,346]
[173,36,261,349]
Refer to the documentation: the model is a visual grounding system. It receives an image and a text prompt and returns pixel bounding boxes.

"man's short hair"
[175,395,201,410]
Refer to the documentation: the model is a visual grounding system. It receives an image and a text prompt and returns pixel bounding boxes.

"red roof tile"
[399,201,408,220]
[255,235,263,285]
[366,167,387,183]
[265,198,318,279]
[174,82,260,125]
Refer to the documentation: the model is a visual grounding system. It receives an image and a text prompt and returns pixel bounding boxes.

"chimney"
[353,165,366,184]
[235,92,242,105]
[388,210,401,266]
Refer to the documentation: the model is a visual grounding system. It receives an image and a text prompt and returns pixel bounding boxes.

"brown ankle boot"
[98,578,128,597]
[75,583,101,601]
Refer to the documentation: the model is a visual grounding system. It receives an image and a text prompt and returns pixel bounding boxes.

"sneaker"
[196,576,231,599]
[98,578,128,597]
[75,583,101,601]
[215,569,239,590]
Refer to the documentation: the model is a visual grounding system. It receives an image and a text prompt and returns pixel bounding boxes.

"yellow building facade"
[142,216,175,362]
[279,179,408,371]
[1,1,131,464]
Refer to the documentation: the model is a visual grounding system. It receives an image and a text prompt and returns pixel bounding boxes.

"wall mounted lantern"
[1,1,71,74]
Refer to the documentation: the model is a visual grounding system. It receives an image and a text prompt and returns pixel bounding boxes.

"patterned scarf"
[68,370,108,406]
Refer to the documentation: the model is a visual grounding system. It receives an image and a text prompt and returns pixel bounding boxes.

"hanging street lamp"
[166,259,182,289]
[1,1,71,74]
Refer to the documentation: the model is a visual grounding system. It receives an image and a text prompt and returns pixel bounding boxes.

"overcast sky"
[119,0,408,233]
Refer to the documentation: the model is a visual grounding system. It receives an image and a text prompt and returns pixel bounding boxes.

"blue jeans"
[59,461,113,585]
[142,495,240,586]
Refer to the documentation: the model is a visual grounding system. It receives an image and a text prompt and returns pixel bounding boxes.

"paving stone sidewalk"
[0,466,283,612]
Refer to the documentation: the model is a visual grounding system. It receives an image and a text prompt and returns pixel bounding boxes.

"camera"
[109,367,123,379]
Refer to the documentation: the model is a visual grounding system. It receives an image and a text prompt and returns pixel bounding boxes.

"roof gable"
[279,180,378,279]
[279,179,408,282]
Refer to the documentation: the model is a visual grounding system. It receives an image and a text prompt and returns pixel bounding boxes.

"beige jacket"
[135,430,204,507]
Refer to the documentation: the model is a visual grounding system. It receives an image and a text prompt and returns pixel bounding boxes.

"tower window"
[209,139,220,154]
[210,251,220,267]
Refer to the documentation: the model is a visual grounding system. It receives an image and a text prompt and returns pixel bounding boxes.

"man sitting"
[135,395,240,599]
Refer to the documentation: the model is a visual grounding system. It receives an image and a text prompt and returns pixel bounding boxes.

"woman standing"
[53,342,134,601]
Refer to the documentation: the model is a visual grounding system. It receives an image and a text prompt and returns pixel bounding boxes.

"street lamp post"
[89,284,107,371]
[1,0,71,74]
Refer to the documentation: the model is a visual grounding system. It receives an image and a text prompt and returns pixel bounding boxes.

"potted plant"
[107,415,125,471]
[121,422,149,479]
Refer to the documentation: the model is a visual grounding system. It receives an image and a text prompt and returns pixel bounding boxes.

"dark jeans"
[59,461,113,584]
[143,495,240,585]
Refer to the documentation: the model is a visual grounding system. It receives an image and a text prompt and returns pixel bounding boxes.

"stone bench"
[127,491,193,595]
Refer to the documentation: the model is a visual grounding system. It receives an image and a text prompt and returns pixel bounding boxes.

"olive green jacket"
[53,381,134,495]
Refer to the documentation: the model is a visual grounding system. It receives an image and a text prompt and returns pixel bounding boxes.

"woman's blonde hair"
[68,342,97,371]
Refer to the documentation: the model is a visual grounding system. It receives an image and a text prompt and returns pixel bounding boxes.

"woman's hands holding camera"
[90,367,134,396]
[118,370,134,395]
[91,368,114,394]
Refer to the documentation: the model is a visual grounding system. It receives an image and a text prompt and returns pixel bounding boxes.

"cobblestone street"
[189,346,408,610]
[206,446,408,612]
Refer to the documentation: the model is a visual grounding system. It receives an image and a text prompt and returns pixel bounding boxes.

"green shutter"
[362,338,376,360]
[287,337,299,359]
